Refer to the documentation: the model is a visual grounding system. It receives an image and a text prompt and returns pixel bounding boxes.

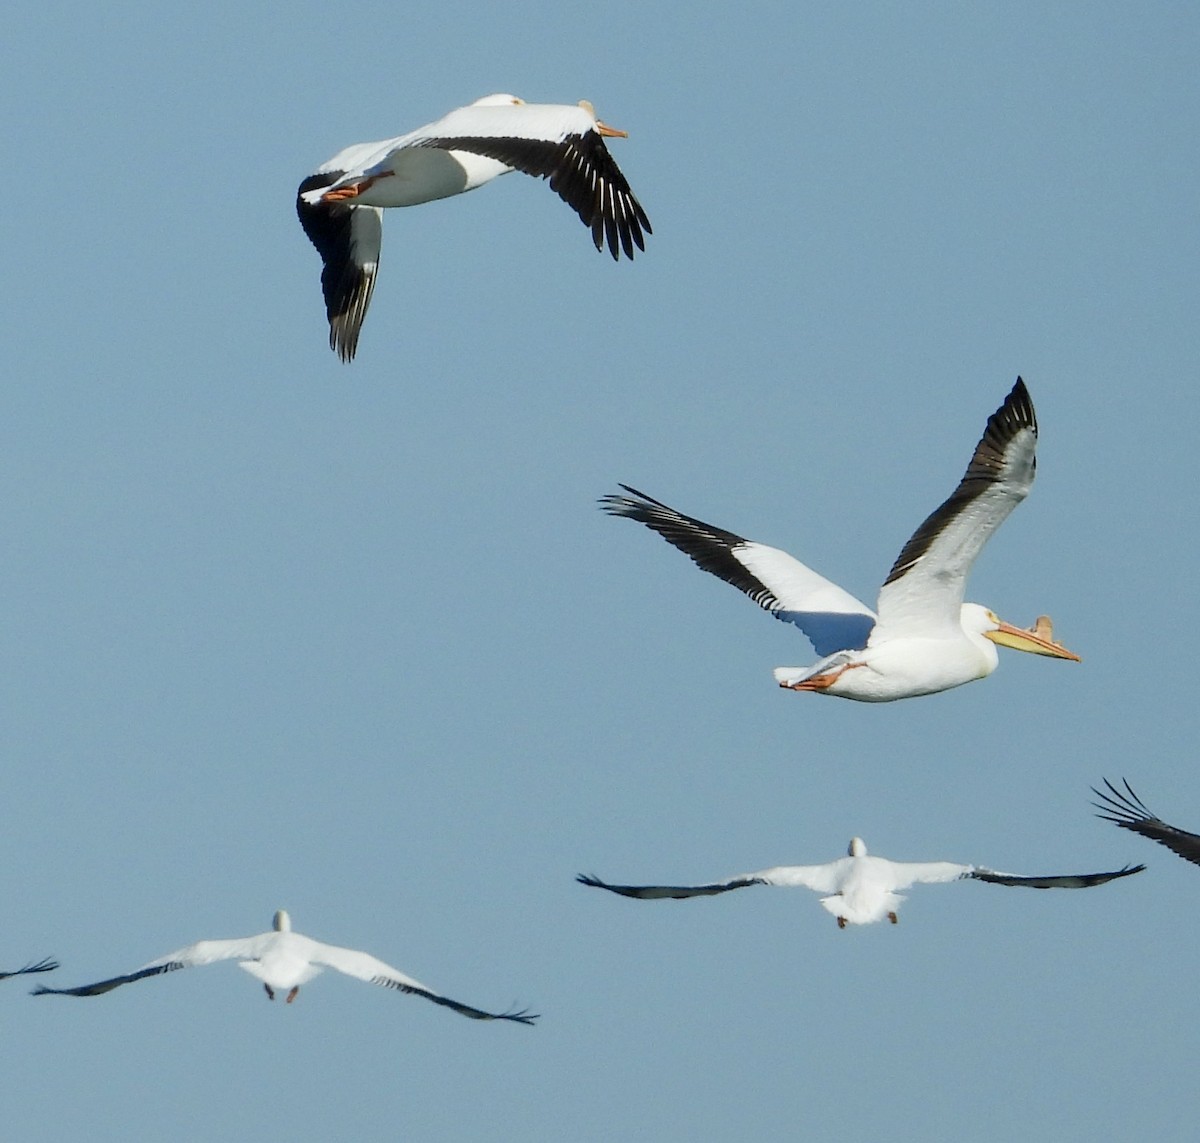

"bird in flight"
[298,94,651,360]
[602,378,1080,701]
[580,837,1142,927]
[33,909,536,1022]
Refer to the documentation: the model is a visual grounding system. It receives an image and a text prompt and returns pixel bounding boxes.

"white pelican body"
[34,910,535,1023]
[297,94,650,360]
[602,378,1080,702]
[579,837,1142,928]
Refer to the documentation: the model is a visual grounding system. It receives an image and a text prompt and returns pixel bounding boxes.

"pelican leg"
[887,912,899,925]
[836,916,847,929]
[321,173,394,203]
[781,663,864,692]
[263,984,275,1001]
[286,986,300,1004]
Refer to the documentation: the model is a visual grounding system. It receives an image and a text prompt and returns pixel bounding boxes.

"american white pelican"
[601,378,1081,702]
[33,910,536,1022]
[0,957,57,981]
[579,839,1143,928]
[1093,779,1200,868]
[297,93,651,361]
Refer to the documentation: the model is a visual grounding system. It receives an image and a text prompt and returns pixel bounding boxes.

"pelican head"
[578,99,628,139]
[473,94,525,107]
[847,837,868,857]
[962,603,1081,661]
[273,909,292,933]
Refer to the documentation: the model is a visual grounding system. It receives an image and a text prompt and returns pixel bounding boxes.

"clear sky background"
[5,3,1199,1141]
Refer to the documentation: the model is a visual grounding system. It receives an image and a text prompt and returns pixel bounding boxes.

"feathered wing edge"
[0,957,58,981]
[969,863,1145,889]
[1093,777,1200,868]
[296,173,382,362]
[418,130,650,260]
[601,484,876,656]
[577,873,766,900]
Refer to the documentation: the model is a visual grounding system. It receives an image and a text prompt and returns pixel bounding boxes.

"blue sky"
[5,3,1199,1140]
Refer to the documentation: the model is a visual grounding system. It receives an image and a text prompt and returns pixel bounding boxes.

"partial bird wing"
[577,872,767,900]
[601,485,877,656]
[31,937,267,997]
[308,941,536,1024]
[873,378,1037,640]
[968,864,1144,888]
[0,957,58,981]
[409,102,650,260]
[881,861,976,889]
[296,171,383,362]
[1093,778,1200,867]
[883,857,1143,890]
[579,860,846,899]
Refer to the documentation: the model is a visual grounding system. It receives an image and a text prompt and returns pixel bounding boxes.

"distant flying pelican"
[297,94,651,361]
[579,839,1143,927]
[601,378,1081,702]
[1093,778,1200,868]
[33,910,536,1022]
[0,957,57,981]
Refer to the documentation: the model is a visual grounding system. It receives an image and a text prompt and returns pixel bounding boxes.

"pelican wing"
[1093,778,1200,867]
[410,102,650,260]
[577,872,767,899]
[296,173,382,363]
[32,937,267,997]
[0,957,58,980]
[883,861,975,889]
[309,941,536,1024]
[602,485,876,656]
[968,864,1144,888]
[874,378,1037,640]
[579,860,846,899]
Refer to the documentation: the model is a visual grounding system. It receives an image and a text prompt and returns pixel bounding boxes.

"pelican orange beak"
[985,615,1081,661]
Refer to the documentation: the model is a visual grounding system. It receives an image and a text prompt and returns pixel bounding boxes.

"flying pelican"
[1093,778,1200,868]
[297,94,651,361]
[0,957,57,981]
[601,378,1080,702]
[579,839,1143,927]
[33,910,536,1022]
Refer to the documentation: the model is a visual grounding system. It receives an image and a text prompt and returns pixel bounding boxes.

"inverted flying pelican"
[1093,778,1200,868]
[298,94,651,360]
[0,957,57,981]
[601,378,1080,702]
[33,910,536,1022]
[578,839,1143,927]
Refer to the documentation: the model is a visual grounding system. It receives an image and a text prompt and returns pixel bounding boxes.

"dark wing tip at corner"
[1092,777,1200,868]
[0,956,59,980]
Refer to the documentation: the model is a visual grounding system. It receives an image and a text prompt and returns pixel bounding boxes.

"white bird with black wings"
[298,94,651,361]
[33,910,536,1023]
[601,378,1080,702]
[579,838,1143,927]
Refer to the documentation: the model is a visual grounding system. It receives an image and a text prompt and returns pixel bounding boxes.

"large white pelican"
[579,839,1143,928]
[298,94,651,360]
[33,910,536,1022]
[0,957,57,981]
[601,378,1080,702]
[1093,779,1200,868]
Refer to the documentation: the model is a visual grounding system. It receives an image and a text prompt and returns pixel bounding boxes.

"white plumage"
[34,910,535,1022]
[297,94,651,360]
[580,838,1143,927]
[602,378,1081,701]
